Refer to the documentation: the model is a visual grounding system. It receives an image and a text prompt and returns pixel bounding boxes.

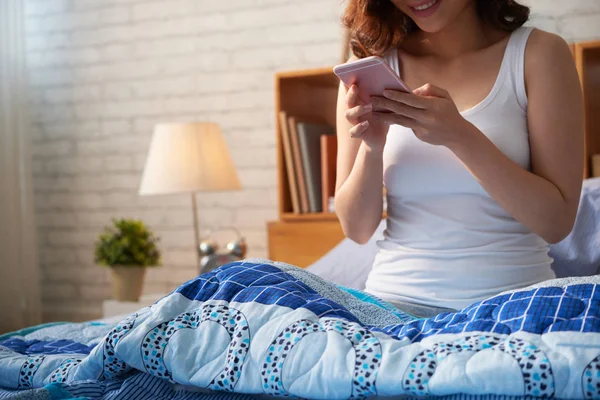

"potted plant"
[95,218,161,302]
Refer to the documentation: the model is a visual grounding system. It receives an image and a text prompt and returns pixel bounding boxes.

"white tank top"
[363,26,556,310]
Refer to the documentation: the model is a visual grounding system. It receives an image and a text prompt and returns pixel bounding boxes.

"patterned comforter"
[1,259,600,399]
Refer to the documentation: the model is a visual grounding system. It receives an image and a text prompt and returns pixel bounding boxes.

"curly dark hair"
[342,0,530,58]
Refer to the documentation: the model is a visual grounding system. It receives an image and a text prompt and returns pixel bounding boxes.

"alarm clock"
[198,227,247,274]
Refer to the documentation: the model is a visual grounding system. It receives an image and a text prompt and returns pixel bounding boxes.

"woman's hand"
[344,84,389,152]
[371,83,473,149]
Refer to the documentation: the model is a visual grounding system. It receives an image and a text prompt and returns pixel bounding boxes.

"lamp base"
[191,192,202,275]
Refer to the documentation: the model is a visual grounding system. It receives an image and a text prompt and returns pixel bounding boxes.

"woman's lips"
[408,0,442,18]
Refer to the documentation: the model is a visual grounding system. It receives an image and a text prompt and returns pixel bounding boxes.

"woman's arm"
[334,76,387,244]
[451,31,584,243]
[371,30,584,244]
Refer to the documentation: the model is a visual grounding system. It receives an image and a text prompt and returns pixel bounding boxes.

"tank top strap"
[503,26,535,110]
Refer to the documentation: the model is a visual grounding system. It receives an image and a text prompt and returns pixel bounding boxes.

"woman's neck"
[404,2,500,60]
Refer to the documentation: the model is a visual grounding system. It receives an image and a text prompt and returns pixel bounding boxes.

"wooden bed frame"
[267,40,600,269]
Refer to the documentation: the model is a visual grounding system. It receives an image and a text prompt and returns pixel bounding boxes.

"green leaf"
[94,218,162,268]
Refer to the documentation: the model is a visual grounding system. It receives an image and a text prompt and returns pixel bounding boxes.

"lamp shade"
[139,122,241,195]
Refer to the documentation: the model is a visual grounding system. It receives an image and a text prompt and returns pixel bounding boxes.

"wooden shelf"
[573,40,600,178]
[267,220,345,268]
[280,212,387,222]
[280,212,339,222]
[274,66,339,217]
[269,66,345,267]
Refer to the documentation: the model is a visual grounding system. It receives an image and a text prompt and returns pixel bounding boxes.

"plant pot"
[110,265,146,302]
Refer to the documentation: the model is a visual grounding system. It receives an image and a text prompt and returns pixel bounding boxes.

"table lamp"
[138,122,242,274]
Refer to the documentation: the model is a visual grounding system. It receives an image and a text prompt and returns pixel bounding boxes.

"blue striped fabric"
[79,373,257,400]
[0,379,572,400]
[0,390,18,399]
[0,373,258,399]
[0,375,568,400]
[44,373,257,400]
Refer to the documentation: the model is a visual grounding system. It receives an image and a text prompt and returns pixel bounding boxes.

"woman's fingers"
[371,97,424,119]
[382,89,429,109]
[345,103,373,124]
[345,84,364,108]
[373,112,419,129]
[349,120,370,138]
[345,84,372,139]
[412,83,451,99]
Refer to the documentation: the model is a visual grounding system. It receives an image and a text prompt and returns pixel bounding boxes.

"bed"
[0,178,598,400]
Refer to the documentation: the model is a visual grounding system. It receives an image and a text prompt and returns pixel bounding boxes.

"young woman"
[335,0,584,318]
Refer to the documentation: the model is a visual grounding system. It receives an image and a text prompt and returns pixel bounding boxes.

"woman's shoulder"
[522,27,581,105]
[524,28,573,70]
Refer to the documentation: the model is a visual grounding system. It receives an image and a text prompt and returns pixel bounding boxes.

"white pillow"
[306,221,384,289]
[550,177,600,277]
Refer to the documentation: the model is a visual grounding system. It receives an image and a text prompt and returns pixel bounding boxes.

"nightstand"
[102,293,166,318]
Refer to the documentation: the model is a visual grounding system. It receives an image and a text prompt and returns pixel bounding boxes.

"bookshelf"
[274,67,339,219]
[268,66,346,267]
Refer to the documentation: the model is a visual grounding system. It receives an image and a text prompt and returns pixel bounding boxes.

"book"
[288,116,310,213]
[296,121,335,213]
[320,135,337,213]
[278,111,300,213]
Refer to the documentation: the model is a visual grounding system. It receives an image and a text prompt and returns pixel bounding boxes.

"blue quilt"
[2,259,600,399]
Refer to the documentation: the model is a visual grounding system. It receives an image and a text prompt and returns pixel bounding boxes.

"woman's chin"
[413,22,447,33]
[404,0,473,34]
[412,19,450,34]
[408,10,452,33]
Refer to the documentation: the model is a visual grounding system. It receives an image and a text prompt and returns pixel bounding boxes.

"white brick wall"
[24,0,600,322]
[523,0,600,41]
